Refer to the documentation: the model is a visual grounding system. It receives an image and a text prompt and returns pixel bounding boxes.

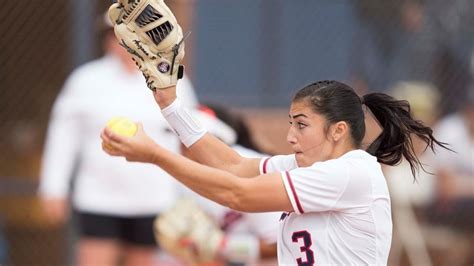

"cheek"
[301,128,325,149]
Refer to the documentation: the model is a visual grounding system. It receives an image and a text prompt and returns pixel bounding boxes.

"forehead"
[289,100,328,126]
[289,100,315,117]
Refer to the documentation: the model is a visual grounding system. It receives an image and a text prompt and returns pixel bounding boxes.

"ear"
[331,121,349,142]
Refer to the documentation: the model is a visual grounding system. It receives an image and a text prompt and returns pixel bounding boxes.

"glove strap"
[170,31,191,78]
[161,98,207,147]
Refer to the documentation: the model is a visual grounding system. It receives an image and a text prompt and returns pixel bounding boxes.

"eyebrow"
[289,113,308,119]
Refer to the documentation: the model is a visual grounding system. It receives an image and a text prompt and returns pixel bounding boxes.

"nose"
[287,128,297,144]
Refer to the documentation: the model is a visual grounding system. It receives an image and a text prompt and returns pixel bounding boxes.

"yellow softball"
[106,117,137,137]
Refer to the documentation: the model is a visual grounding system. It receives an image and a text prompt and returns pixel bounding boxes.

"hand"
[101,122,158,163]
[40,196,69,225]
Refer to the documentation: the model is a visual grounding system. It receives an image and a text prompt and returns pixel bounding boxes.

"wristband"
[161,98,207,147]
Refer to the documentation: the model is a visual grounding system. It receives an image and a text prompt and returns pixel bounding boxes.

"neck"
[329,141,356,160]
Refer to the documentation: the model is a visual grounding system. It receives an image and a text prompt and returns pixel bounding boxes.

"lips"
[292,146,302,154]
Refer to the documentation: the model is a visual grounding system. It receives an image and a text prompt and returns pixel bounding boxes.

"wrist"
[148,143,162,165]
[153,86,177,109]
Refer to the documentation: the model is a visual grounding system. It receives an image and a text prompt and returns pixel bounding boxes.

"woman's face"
[287,100,333,167]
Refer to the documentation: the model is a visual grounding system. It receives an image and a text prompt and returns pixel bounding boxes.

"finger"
[107,3,122,26]
[104,127,126,144]
[135,122,145,136]
[100,129,110,142]
[101,141,113,154]
[100,130,118,150]
[101,141,122,156]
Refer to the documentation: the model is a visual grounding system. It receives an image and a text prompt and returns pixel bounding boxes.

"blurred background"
[0,0,473,265]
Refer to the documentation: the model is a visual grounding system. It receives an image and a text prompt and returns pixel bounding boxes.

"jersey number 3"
[292,230,315,266]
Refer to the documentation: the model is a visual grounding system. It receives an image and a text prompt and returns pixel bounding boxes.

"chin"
[295,153,310,167]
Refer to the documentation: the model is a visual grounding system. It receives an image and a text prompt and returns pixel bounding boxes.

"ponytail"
[362,93,450,178]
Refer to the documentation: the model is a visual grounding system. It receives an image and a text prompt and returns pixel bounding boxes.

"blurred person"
[383,81,440,266]
[427,87,474,265]
[386,81,440,206]
[38,13,197,266]
[430,89,474,228]
[102,78,451,265]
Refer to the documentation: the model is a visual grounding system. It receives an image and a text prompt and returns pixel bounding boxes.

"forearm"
[187,134,261,177]
[155,87,261,177]
[150,144,243,208]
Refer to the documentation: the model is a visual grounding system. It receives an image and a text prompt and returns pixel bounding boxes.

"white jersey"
[39,54,198,216]
[260,150,392,265]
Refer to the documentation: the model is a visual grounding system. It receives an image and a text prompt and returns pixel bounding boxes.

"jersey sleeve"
[38,73,86,198]
[259,154,298,174]
[280,159,372,214]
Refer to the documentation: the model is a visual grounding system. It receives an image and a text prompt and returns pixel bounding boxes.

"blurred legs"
[77,238,120,266]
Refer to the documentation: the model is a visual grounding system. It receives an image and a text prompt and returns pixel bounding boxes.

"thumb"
[136,122,144,132]
[135,122,147,137]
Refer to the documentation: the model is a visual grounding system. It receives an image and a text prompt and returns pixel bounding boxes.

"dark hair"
[293,80,450,178]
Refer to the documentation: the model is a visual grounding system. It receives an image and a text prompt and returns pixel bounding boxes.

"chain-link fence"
[0,0,473,265]
[0,1,106,265]
[0,1,72,265]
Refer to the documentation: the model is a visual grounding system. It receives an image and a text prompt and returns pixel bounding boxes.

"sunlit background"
[0,0,473,265]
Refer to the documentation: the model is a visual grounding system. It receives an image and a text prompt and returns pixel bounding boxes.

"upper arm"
[232,172,293,213]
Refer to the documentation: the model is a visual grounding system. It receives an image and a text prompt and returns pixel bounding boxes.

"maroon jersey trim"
[285,171,304,214]
[262,157,271,174]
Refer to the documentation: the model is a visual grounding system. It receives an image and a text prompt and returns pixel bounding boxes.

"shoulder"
[261,154,297,174]
[306,150,379,183]
[435,114,465,136]
[68,56,114,82]
[436,114,462,127]
[61,56,116,94]
[53,57,116,108]
[315,150,375,170]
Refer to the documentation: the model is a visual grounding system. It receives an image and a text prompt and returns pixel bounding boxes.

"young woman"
[101,80,448,265]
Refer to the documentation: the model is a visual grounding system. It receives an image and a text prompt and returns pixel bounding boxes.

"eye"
[297,122,307,129]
